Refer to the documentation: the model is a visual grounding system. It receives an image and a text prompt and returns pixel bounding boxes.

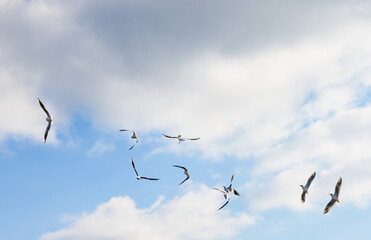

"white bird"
[300,171,316,203]
[162,134,200,144]
[120,129,139,150]
[323,177,342,214]
[212,174,240,210]
[172,165,190,185]
[130,157,159,181]
[37,98,53,143]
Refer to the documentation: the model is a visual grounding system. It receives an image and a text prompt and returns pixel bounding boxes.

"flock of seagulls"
[37,98,343,213]
[299,171,342,214]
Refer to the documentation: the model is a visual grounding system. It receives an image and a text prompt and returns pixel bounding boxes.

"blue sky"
[2,0,371,239]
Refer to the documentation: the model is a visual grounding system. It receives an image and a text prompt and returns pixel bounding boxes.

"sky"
[1,0,371,239]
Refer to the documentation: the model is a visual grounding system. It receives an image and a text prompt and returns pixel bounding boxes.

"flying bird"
[162,134,200,144]
[300,171,316,203]
[130,157,159,181]
[323,177,342,214]
[172,165,190,185]
[120,129,139,150]
[212,174,240,210]
[37,98,53,143]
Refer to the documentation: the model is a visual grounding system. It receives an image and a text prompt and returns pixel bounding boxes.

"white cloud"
[2,0,371,212]
[1,0,371,156]
[40,185,255,240]
[245,105,371,211]
[0,69,59,144]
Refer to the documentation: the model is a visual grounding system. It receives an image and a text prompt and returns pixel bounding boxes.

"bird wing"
[184,137,200,141]
[129,139,139,150]
[173,165,187,171]
[334,177,342,197]
[178,176,190,185]
[38,98,51,118]
[120,129,133,133]
[212,187,227,194]
[230,174,235,184]
[130,158,139,176]
[141,177,159,181]
[323,198,336,214]
[43,121,51,143]
[232,188,240,196]
[173,165,190,176]
[162,134,178,138]
[305,171,316,188]
[217,199,230,211]
[301,190,306,203]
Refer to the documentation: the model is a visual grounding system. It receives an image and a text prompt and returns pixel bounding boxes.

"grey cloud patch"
[39,0,371,78]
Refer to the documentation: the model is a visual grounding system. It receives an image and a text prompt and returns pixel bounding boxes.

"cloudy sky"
[1,0,371,239]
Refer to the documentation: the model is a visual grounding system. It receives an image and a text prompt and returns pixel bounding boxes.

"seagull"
[323,177,342,214]
[172,165,190,185]
[130,157,159,181]
[300,171,316,203]
[212,174,240,210]
[120,129,139,150]
[162,134,200,144]
[37,98,53,143]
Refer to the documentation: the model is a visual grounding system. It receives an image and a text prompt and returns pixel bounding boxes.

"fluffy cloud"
[40,185,255,240]
[246,105,371,211]
[2,0,371,212]
[0,68,59,144]
[1,0,371,155]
